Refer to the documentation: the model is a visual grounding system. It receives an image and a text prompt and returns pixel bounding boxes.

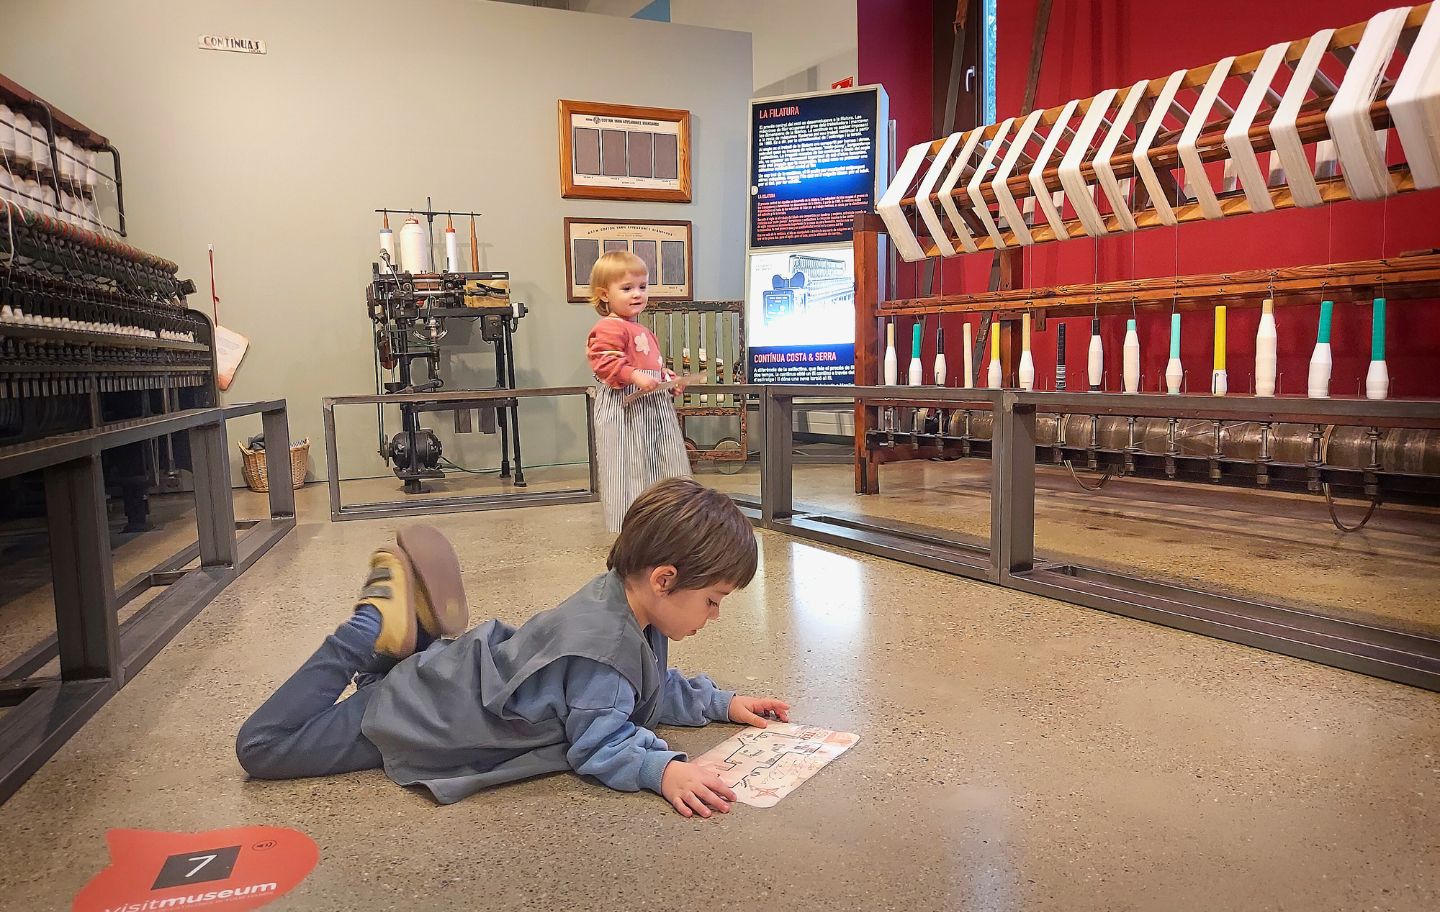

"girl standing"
[586,251,691,532]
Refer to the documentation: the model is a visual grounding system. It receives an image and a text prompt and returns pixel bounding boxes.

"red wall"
[859,0,1439,396]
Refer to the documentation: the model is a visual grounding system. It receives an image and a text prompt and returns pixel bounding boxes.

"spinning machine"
[857,3,1440,519]
[1,75,215,529]
[368,206,529,493]
[0,75,296,802]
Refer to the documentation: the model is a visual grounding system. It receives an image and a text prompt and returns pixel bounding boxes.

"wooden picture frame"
[558,99,692,203]
[564,217,693,302]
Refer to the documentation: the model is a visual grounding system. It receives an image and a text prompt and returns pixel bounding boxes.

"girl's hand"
[632,373,660,392]
[728,695,791,728]
[660,760,736,818]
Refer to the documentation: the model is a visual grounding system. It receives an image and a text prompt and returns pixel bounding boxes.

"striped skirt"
[593,370,692,532]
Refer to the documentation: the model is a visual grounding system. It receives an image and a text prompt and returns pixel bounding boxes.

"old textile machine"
[860,2,1440,521]
[369,207,529,493]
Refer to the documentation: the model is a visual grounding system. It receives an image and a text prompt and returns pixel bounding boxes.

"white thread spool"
[21,176,40,214]
[1017,313,1035,391]
[378,215,396,268]
[883,322,898,385]
[0,104,14,160]
[83,148,98,197]
[444,227,460,273]
[12,111,32,170]
[29,117,50,175]
[1255,299,1278,396]
[399,217,431,273]
[1087,318,1104,391]
[961,321,974,388]
[56,136,74,188]
[1123,319,1141,393]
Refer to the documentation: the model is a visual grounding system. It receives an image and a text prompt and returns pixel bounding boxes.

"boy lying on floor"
[237,477,788,818]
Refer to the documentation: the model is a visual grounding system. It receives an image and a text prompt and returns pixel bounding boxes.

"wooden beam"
[877,254,1440,319]
[0,74,109,148]
[853,213,884,494]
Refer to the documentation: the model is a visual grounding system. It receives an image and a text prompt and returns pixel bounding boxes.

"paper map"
[692,723,858,808]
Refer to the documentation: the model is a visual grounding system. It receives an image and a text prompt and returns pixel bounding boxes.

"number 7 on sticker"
[186,854,218,879]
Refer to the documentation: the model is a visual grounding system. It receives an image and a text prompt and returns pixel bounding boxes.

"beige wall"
[0,0,752,482]
[574,0,860,97]
[669,0,857,98]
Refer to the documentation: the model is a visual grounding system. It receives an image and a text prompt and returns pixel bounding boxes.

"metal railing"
[0,399,296,802]
[740,384,1440,692]
[322,387,598,522]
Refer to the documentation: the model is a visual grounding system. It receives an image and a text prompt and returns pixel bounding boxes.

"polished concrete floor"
[0,464,1437,911]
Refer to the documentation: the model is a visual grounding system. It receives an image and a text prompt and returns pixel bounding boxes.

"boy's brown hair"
[589,250,648,317]
[608,478,758,589]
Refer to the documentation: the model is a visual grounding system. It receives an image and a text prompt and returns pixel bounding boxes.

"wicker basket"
[240,438,309,492]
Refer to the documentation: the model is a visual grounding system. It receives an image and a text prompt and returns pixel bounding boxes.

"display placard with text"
[746,245,855,384]
[748,86,887,249]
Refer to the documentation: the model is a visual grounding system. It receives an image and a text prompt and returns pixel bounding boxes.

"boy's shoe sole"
[360,548,418,660]
[396,525,469,638]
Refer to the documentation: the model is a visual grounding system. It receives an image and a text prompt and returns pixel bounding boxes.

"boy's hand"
[728,695,791,728]
[661,760,736,818]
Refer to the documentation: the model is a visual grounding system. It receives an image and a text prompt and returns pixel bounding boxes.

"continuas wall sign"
[198,35,267,55]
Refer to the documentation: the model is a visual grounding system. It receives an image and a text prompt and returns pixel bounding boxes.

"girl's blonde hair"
[589,250,649,316]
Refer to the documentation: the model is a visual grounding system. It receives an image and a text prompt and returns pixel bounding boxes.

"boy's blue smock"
[360,570,734,804]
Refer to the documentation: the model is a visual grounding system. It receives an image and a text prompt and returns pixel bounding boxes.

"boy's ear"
[650,565,678,594]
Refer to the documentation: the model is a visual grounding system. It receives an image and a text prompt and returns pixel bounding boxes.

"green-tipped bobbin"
[1127,318,1137,332]
[911,322,922,359]
[1169,313,1181,359]
[1317,300,1333,344]
[1371,298,1386,360]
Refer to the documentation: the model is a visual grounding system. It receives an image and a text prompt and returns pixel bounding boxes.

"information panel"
[746,245,855,384]
[748,87,887,249]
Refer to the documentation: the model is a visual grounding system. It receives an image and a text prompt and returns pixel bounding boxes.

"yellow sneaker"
[396,525,469,639]
[358,548,418,659]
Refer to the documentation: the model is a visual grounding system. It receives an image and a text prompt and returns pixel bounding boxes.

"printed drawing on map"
[692,722,859,808]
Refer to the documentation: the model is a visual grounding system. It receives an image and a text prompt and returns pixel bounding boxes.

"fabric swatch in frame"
[633,239,658,277]
[661,239,686,286]
[604,239,630,253]
[601,130,628,177]
[573,128,601,176]
[654,134,679,180]
[628,132,655,178]
[572,238,601,285]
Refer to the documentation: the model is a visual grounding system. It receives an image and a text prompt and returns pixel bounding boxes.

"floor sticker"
[73,826,317,911]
